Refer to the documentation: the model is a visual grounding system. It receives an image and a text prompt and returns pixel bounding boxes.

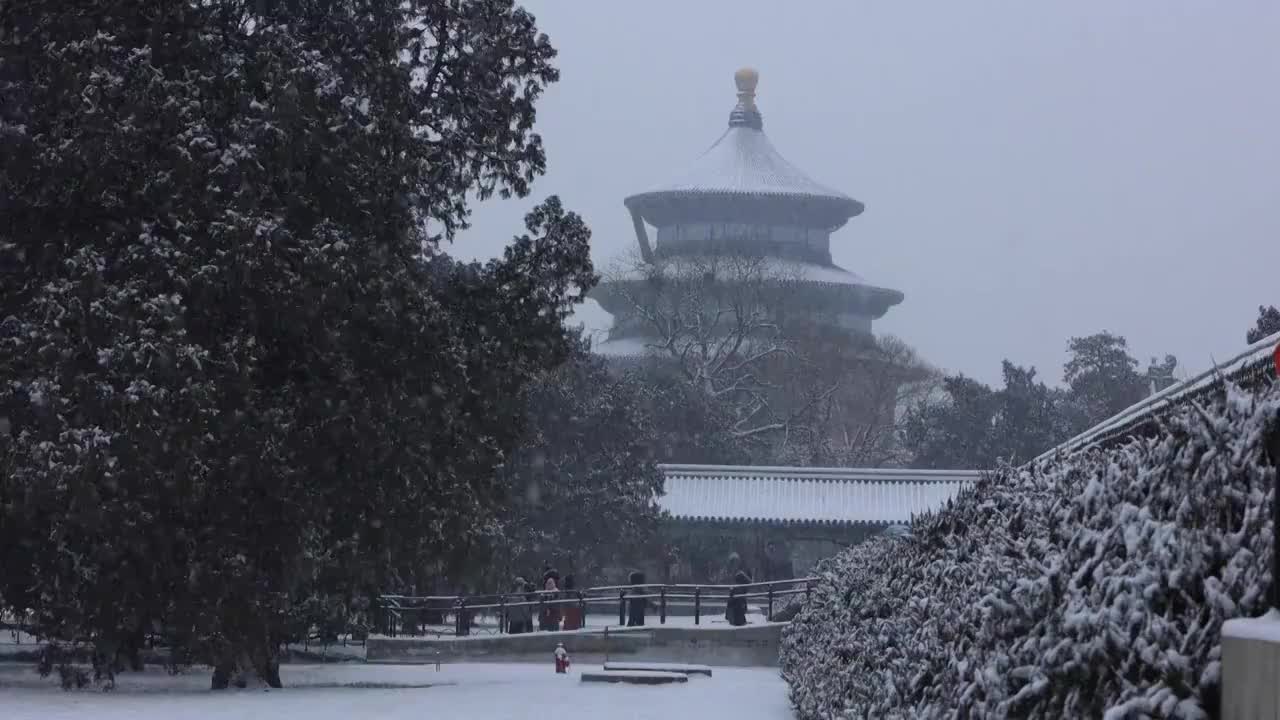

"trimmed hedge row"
[781,383,1279,719]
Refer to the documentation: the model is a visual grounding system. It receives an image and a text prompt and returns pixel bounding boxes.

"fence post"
[454,599,465,637]
[768,583,775,621]
[694,587,701,626]
[618,590,626,626]
[660,587,667,625]
[578,591,586,626]
[499,595,507,634]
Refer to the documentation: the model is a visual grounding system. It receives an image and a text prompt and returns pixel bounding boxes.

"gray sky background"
[452,0,1280,387]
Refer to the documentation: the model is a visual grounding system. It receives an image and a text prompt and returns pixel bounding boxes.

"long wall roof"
[658,464,981,527]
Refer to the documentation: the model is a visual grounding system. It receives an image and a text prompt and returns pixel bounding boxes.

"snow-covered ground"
[2,611,775,664]
[0,662,795,720]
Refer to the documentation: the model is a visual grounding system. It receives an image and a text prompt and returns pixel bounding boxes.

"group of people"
[505,568,583,634]
[500,560,765,633]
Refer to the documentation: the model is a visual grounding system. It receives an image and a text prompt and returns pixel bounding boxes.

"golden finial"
[728,67,763,129]
[734,67,759,107]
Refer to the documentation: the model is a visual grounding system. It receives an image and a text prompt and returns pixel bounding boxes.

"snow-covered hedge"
[781,383,1279,719]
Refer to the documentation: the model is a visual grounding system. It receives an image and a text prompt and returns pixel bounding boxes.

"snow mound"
[781,381,1279,718]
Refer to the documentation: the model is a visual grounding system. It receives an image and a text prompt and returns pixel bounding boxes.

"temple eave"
[590,277,904,323]
[625,190,863,230]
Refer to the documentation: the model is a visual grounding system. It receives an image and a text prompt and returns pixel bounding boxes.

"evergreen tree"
[1247,305,1280,344]
[0,0,587,688]
[1062,332,1148,429]
[901,375,999,469]
[989,361,1070,465]
[487,339,666,585]
[902,362,1074,469]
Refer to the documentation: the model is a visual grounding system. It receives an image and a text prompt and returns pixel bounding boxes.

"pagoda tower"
[591,67,903,358]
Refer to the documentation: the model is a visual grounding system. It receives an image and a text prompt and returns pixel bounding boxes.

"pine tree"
[1062,331,1148,428]
[990,361,1070,465]
[1247,305,1280,344]
[901,375,1000,469]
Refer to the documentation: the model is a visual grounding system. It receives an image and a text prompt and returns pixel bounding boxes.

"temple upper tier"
[592,67,903,357]
[624,67,866,265]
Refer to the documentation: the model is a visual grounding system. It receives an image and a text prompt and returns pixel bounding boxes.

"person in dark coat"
[724,552,744,584]
[626,571,647,627]
[726,570,751,626]
[455,583,474,636]
[507,577,531,634]
[560,575,583,631]
[522,580,538,631]
[764,541,795,582]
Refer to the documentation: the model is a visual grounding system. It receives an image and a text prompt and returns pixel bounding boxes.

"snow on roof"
[625,69,862,220]
[593,337,655,358]
[1033,331,1280,464]
[639,125,855,204]
[658,464,980,526]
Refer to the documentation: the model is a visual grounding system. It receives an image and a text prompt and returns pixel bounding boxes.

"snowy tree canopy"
[0,0,590,689]
[482,337,667,585]
[902,331,1179,469]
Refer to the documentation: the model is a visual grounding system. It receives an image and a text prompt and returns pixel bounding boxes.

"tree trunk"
[210,644,242,690]
[127,626,145,672]
[260,658,282,689]
[210,660,234,690]
[251,644,283,689]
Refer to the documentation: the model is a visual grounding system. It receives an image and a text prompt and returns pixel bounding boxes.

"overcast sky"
[452,0,1280,387]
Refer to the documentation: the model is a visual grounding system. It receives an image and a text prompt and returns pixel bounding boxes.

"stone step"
[579,670,689,685]
[603,662,713,677]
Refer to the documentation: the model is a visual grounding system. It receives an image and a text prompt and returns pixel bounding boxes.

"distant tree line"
[901,332,1179,470]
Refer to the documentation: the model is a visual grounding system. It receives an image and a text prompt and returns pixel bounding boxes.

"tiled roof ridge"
[659,463,984,481]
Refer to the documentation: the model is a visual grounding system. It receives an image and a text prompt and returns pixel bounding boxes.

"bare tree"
[599,249,829,443]
[598,251,935,465]
[783,334,941,467]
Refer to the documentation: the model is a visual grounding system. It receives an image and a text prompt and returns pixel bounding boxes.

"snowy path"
[0,662,795,720]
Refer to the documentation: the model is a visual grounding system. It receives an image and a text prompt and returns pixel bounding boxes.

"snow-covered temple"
[589,67,971,583]
[590,66,904,358]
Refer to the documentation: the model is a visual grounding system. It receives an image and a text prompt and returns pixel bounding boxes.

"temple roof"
[636,124,858,205]
[625,68,863,229]
[657,464,980,527]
